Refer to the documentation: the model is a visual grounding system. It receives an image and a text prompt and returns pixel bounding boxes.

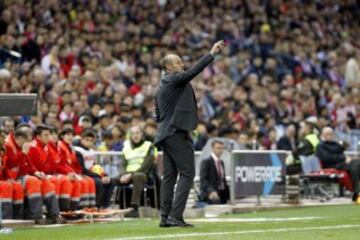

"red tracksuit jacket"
[3,133,36,179]
[27,137,52,174]
[48,141,74,175]
[58,140,82,174]
[0,152,5,180]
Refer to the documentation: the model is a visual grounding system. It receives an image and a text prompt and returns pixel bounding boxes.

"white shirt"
[211,153,224,179]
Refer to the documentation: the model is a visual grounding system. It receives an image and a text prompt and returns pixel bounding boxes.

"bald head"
[286,124,296,138]
[161,54,184,73]
[321,127,334,142]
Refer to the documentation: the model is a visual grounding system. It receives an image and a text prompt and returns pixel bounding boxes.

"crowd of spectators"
[0,0,359,151]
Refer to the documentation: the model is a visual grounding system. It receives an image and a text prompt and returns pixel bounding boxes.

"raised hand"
[210,40,226,55]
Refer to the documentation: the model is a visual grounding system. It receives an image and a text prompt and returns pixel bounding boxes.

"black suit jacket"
[199,156,227,200]
[154,53,214,146]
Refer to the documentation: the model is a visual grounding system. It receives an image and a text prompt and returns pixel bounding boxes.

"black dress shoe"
[166,217,194,227]
[159,221,171,227]
[352,193,359,202]
[159,216,170,228]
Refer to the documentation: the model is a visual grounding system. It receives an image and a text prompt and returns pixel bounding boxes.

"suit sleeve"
[200,159,216,195]
[155,97,161,123]
[171,53,214,86]
[75,151,101,178]
[315,143,345,164]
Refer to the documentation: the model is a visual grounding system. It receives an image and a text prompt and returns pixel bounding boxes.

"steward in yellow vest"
[289,117,320,175]
[123,140,155,173]
[114,126,156,217]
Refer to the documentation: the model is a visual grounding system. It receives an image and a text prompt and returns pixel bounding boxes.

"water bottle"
[252,140,257,150]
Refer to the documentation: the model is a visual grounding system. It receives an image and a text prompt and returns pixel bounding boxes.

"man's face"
[168,55,184,72]
[39,130,50,144]
[49,132,58,142]
[63,133,74,144]
[212,142,225,157]
[100,117,111,128]
[81,121,92,129]
[303,123,312,135]
[15,136,27,147]
[322,128,334,142]
[82,136,95,148]
[3,120,15,133]
[238,134,248,145]
[46,112,57,125]
[145,126,156,138]
[287,125,296,138]
[130,127,143,144]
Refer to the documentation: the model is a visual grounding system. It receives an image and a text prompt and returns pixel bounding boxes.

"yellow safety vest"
[305,133,320,151]
[123,140,153,172]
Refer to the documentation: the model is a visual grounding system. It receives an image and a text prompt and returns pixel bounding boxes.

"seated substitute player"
[27,125,73,212]
[0,129,24,219]
[57,127,97,209]
[3,125,65,224]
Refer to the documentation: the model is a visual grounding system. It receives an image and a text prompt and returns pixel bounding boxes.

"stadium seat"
[115,170,160,210]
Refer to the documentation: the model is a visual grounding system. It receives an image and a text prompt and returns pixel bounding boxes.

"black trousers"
[286,163,302,175]
[160,131,195,220]
[93,177,114,209]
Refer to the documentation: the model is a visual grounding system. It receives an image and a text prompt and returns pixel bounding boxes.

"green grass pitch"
[3,205,360,240]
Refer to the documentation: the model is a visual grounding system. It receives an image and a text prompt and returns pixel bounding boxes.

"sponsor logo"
[235,166,282,183]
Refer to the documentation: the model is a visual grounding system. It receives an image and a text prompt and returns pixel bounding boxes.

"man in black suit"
[200,140,229,204]
[154,40,225,227]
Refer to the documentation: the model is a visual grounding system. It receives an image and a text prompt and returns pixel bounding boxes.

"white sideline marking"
[33,224,74,228]
[33,223,74,228]
[191,217,323,223]
[110,224,360,240]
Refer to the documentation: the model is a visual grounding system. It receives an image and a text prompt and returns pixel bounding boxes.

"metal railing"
[93,150,359,179]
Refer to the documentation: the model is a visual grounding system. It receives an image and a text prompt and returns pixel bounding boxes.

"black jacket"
[315,141,346,168]
[199,156,227,200]
[73,142,101,179]
[154,53,214,146]
[277,136,295,151]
